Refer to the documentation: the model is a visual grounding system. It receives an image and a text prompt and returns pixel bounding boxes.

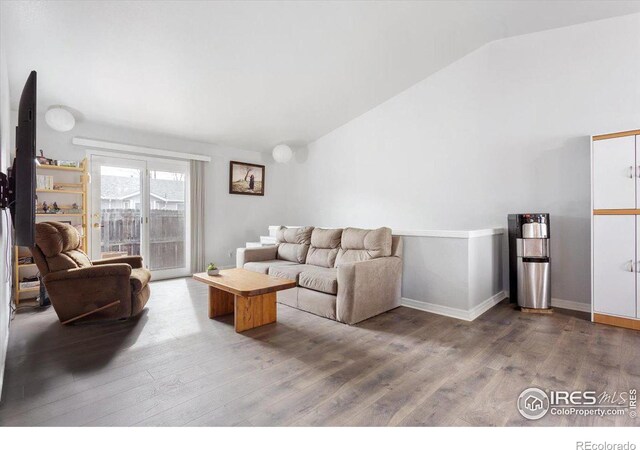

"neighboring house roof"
[100,175,184,201]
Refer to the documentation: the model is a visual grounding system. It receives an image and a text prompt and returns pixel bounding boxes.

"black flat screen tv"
[0,71,37,246]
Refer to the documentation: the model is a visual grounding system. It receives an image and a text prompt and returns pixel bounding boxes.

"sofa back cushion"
[33,221,92,274]
[306,228,343,268]
[334,227,392,266]
[391,236,403,258]
[276,226,313,263]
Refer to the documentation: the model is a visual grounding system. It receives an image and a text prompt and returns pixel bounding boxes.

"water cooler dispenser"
[508,213,551,310]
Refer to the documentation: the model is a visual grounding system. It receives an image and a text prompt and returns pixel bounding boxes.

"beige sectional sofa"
[236,226,402,324]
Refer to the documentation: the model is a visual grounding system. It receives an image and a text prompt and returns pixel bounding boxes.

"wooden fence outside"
[101,208,186,270]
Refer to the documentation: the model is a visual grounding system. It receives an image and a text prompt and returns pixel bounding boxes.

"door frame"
[87,150,192,280]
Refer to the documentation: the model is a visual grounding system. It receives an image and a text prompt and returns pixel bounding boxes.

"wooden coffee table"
[193,268,296,332]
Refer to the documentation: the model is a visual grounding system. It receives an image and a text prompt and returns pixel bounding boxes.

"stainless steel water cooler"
[508,213,551,310]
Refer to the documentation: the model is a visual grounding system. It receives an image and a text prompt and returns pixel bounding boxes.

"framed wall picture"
[229,161,265,196]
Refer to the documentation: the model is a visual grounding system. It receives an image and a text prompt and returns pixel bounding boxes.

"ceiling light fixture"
[45,106,75,132]
[272,144,293,163]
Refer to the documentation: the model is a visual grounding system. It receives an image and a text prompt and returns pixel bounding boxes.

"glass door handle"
[92,212,101,228]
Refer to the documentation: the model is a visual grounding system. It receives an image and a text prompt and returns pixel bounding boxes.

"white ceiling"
[2,1,639,152]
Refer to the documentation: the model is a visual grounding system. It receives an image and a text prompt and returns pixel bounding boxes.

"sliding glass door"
[147,162,189,273]
[90,155,146,261]
[90,154,190,279]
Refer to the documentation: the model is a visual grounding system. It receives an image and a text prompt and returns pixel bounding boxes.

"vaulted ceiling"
[2,1,639,151]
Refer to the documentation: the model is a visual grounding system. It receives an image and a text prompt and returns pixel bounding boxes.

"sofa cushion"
[297,288,336,320]
[276,226,313,263]
[306,228,342,268]
[244,259,297,274]
[277,243,309,264]
[34,222,90,272]
[35,222,81,257]
[299,268,338,295]
[46,254,81,272]
[276,226,313,245]
[277,287,298,308]
[66,249,92,268]
[268,264,314,282]
[334,227,392,266]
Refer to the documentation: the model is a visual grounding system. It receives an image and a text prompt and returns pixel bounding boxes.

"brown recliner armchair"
[30,221,151,324]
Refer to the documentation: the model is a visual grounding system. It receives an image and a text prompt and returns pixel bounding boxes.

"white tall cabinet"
[591,129,640,330]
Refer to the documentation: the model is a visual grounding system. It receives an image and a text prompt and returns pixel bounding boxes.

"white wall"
[10,112,296,269]
[0,26,12,399]
[400,232,504,319]
[402,235,469,310]
[289,14,640,306]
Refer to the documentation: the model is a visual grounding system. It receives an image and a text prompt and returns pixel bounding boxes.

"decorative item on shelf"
[36,149,54,165]
[36,174,54,189]
[41,201,49,214]
[45,106,75,132]
[19,280,40,290]
[19,275,40,290]
[272,144,293,163]
[229,161,265,196]
[56,160,80,168]
[207,262,220,276]
[53,182,83,191]
[52,202,61,213]
[68,202,81,214]
[18,256,34,265]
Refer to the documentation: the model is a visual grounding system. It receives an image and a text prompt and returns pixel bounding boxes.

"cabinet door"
[593,215,636,318]
[637,213,640,319]
[637,136,640,211]
[593,136,636,209]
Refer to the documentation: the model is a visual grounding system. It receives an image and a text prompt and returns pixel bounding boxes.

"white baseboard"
[401,291,507,322]
[401,297,471,321]
[551,298,591,313]
[468,291,508,320]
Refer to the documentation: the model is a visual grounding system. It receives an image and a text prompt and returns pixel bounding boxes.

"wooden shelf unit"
[13,158,89,305]
[14,247,40,304]
[36,213,84,217]
[18,286,40,294]
[36,163,85,172]
[36,189,85,195]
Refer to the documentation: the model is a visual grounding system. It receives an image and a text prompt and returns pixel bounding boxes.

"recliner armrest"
[44,264,132,283]
[236,245,278,268]
[93,255,144,269]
